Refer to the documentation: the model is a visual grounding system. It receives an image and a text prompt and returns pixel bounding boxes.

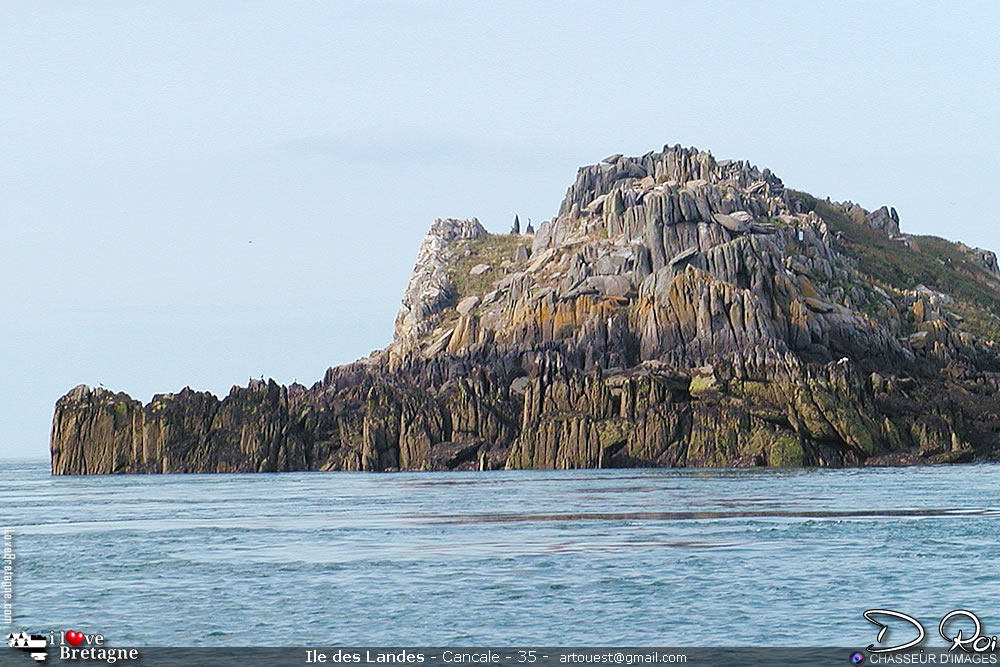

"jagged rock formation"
[391,217,487,365]
[866,205,900,236]
[955,242,1000,274]
[51,144,1000,474]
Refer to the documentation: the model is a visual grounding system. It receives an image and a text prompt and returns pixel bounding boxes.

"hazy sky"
[2,2,999,459]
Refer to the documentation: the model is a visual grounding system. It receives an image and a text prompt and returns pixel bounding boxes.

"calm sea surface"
[2,459,999,647]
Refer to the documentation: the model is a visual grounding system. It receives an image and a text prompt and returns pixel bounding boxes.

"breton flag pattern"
[5,632,48,661]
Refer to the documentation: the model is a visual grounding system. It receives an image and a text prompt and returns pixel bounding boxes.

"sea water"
[2,459,999,647]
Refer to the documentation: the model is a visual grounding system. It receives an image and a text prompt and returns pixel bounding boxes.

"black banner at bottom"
[3,646,995,667]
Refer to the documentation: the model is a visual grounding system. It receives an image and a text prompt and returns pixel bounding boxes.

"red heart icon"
[65,631,84,647]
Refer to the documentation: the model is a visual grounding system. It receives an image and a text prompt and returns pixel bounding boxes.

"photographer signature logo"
[865,609,999,654]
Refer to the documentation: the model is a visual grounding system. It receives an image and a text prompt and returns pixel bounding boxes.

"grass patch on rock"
[789,189,1000,342]
[447,234,529,299]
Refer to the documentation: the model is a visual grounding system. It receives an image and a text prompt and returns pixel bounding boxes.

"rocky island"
[51,145,1000,474]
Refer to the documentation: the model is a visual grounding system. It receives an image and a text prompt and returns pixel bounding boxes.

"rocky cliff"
[51,144,1000,474]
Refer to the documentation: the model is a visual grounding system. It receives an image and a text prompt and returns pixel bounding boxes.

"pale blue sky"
[2,2,998,459]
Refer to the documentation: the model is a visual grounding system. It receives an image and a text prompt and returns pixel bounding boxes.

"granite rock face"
[865,205,900,236]
[52,145,1000,474]
[390,217,487,367]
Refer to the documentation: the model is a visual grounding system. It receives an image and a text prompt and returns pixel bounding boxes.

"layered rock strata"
[51,145,1000,473]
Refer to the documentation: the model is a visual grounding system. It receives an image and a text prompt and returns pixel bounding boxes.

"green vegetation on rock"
[448,234,528,299]
[790,190,1000,342]
[769,433,804,466]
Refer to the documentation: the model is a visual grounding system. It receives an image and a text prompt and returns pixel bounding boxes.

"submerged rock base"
[51,348,999,474]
